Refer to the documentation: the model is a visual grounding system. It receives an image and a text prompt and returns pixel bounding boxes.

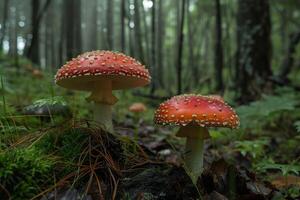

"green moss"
[0,147,55,199]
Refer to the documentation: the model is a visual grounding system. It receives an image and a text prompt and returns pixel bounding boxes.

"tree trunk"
[0,0,9,51]
[214,0,224,93]
[141,3,151,66]
[187,0,196,88]
[107,0,114,50]
[27,0,40,64]
[13,4,19,73]
[235,0,272,102]
[176,0,186,95]
[26,0,52,65]
[278,30,300,82]
[59,3,65,66]
[134,0,145,63]
[89,0,98,50]
[156,0,164,88]
[150,0,157,94]
[64,0,82,60]
[120,0,126,52]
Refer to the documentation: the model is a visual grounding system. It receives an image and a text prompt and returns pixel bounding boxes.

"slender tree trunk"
[89,0,98,50]
[64,0,82,60]
[235,0,272,102]
[156,0,164,88]
[14,5,19,74]
[150,0,157,94]
[107,0,114,50]
[64,0,74,60]
[120,0,126,52]
[74,0,82,53]
[278,30,300,81]
[134,0,145,63]
[127,0,134,57]
[45,16,49,69]
[8,15,14,56]
[187,0,196,88]
[0,0,9,51]
[50,21,56,71]
[59,3,65,66]
[27,0,40,64]
[176,0,186,94]
[26,0,52,65]
[141,3,150,66]
[214,0,224,93]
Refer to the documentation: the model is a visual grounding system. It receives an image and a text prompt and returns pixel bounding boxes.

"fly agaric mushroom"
[129,102,147,113]
[55,51,151,132]
[154,94,239,183]
[129,102,147,125]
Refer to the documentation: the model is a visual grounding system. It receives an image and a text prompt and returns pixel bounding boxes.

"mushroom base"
[177,126,209,184]
[184,137,205,184]
[93,103,114,133]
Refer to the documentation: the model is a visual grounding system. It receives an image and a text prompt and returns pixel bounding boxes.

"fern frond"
[294,121,300,133]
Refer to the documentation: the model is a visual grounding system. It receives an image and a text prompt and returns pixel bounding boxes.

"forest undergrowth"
[1,54,300,199]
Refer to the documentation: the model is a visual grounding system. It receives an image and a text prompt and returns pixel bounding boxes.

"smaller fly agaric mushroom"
[129,102,147,113]
[129,102,147,125]
[55,51,151,133]
[154,94,239,183]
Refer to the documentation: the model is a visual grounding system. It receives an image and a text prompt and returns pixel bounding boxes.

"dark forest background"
[1,0,300,102]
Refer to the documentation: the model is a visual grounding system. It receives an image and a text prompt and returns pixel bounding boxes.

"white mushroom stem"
[185,137,204,183]
[177,125,210,184]
[93,103,113,133]
[86,81,118,133]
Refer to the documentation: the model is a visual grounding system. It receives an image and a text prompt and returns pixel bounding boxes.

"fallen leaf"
[271,175,300,188]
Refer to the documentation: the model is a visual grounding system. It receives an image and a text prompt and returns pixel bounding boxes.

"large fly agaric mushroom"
[154,94,239,183]
[55,51,151,132]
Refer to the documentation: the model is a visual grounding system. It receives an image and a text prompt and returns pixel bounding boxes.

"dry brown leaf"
[271,175,300,188]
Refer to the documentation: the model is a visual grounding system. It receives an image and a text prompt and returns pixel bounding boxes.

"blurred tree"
[187,0,195,90]
[107,0,114,50]
[88,0,98,51]
[176,0,186,94]
[120,0,126,52]
[214,0,224,93]
[26,0,52,65]
[156,0,165,88]
[0,0,9,51]
[235,0,272,102]
[150,0,156,94]
[141,1,150,67]
[64,0,82,60]
[59,1,65,66]
[134,0,145,63]
[278,30,300,82]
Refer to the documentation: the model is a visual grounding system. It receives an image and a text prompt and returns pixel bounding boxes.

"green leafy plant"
[294,121,300,133]
[237,94,297,129]
[234,139,269,159]
[255,159,300,176]
[30,96,67,108]
[272,186,300,200]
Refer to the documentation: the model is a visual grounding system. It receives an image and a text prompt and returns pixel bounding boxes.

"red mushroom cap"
[55,51,151,91]
[154,94,239,128]
[129,102,147,113]
[206,94,224,103]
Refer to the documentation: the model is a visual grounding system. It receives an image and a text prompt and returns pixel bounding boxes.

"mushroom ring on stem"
[55,50,151,133]
[154,94,239,183]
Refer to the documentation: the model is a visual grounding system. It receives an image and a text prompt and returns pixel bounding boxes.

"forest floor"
[1,54,300,200]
